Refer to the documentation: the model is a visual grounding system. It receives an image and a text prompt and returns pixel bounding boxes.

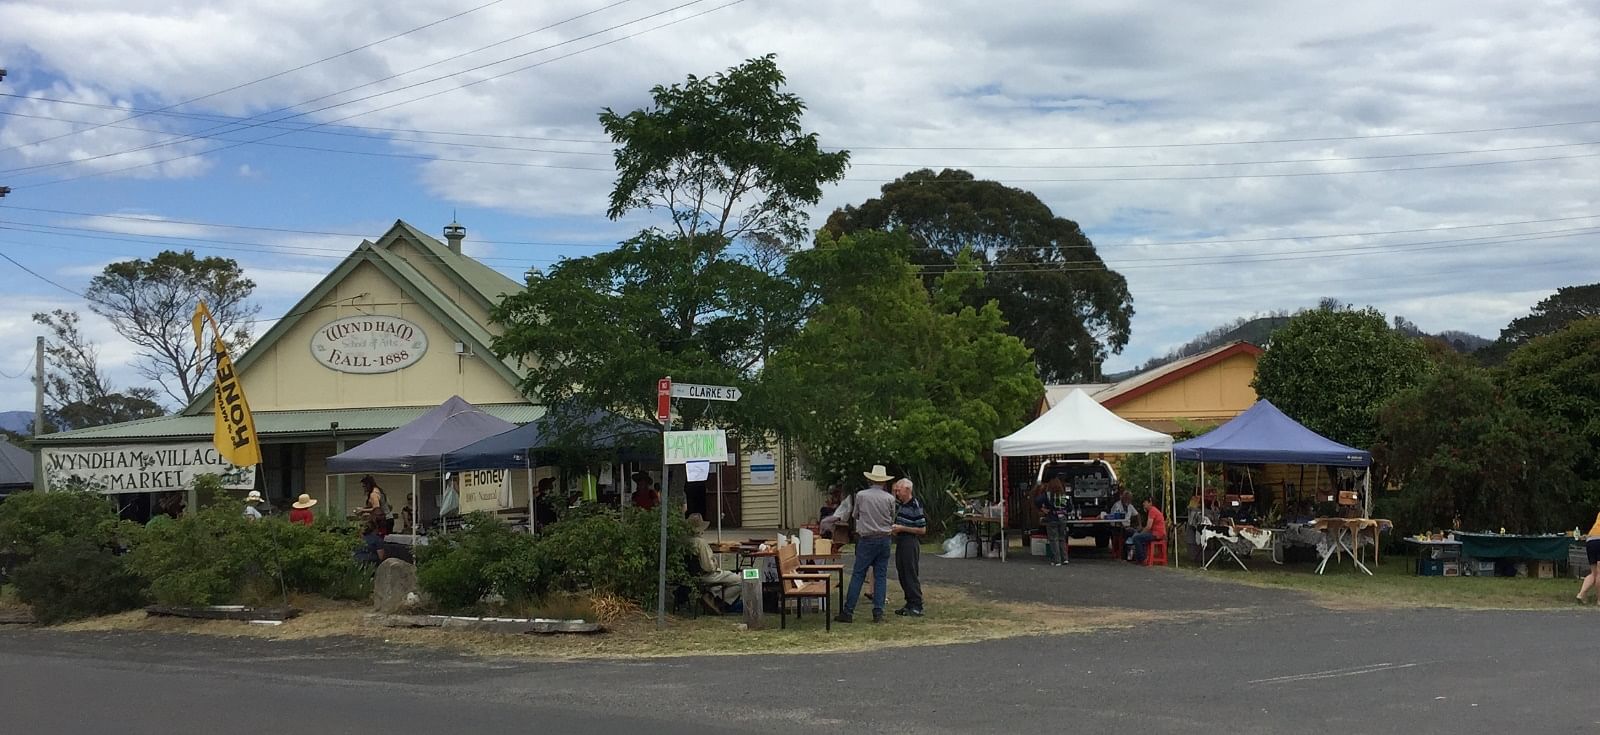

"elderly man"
[836,464,898,624]
[891,478,927,617]
[687,513,740,609]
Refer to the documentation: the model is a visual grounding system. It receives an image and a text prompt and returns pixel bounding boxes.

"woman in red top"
[289,493,317,526]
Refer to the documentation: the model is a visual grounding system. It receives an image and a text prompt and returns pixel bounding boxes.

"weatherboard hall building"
[31,220,815,529]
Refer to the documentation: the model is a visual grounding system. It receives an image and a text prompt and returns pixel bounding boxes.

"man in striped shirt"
[891,477,927,617]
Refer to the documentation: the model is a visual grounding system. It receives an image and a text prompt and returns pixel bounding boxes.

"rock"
[372,558,418,614]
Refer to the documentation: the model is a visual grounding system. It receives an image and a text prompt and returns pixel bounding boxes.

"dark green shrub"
[10,537,144,624]
[0,490,124,560]
[416,512,543,611]
[536,507,691,607]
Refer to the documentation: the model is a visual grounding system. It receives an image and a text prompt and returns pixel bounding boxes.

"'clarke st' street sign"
[669,383,742,401]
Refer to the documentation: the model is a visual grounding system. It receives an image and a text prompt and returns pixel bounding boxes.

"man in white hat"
[687,513,740,610]
[837,464,898,624]
[242,490,266,521]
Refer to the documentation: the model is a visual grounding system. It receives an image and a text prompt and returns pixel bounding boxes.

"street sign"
[656,377,672,422]
[664,430,728,465]
[669,382,742,401]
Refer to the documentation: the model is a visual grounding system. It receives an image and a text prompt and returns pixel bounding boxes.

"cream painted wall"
[222,261,526,411]
[385,239,497,329]
[1112,352,1259,424]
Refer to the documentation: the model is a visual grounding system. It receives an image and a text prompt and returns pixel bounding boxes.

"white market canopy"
[993,388,1174,457]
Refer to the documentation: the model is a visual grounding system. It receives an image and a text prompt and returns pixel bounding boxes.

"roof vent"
[443,220,466,254]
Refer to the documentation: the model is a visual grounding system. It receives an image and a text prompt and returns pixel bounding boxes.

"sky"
[0,0,1597,411]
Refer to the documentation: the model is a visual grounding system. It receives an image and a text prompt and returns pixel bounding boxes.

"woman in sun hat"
[289,493,317,526]
[242,490,266,521]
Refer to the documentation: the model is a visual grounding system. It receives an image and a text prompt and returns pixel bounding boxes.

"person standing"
[1577,511,1600,604]
[1033,476,1073,566]
[891,478,927,617]
[289,494,317,526]
[360,476,388,520]
[631,472,660,510]
[836,464,897,624]
[242,490,266,521]
[1130,497,1168,564]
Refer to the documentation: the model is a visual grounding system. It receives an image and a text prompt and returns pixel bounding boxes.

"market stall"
[991,388,1176,563]
[324,395,518,535]
[1172,399,1379,574]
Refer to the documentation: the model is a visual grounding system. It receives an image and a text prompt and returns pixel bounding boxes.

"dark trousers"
[894,534,922,610]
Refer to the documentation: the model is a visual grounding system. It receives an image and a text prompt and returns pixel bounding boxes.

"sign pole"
[716,461,724,544]
[656,376,671,629]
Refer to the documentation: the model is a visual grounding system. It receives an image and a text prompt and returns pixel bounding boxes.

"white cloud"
[1,0,1598,374]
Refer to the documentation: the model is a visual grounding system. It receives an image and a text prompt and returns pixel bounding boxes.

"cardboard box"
[1442,562,1461,577]
[1530,560,1555,579]
[813,538,833,556]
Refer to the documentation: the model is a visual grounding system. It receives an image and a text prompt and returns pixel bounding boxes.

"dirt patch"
[54,583,1174,659]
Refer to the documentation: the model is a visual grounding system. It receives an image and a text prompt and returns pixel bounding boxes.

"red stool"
[1142,538,1169,567]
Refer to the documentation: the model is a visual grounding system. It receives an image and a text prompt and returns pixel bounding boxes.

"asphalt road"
[4,594,1597,734]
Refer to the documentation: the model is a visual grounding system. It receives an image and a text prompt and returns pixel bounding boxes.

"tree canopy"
[1482,282,1600,362]
[756,230,1042,486]
[1377,357,1580,533]
[83,250,258,405]
[31,310,164,431]
[822,168,1132,382]
[1252,306,1430,450]
[599,53,849,246]
[1498,317,1600,512]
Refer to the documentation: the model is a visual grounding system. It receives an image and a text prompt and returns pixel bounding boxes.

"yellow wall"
[386,239,497,330]
[223,261,525,411]
[1111,351,1259,426]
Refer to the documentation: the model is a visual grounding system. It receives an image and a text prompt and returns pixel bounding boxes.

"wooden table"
[1402,538,1462,576]
[1313,518,1390,575]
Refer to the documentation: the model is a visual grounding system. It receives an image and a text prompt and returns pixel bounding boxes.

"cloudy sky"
[1,0,1597,411]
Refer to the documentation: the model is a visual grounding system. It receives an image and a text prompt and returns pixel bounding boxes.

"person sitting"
[1108,490,1140,524]
[1130,498,1167,564]
[289,493,317,526]
[686,513,740,611]
[354,517,390,565]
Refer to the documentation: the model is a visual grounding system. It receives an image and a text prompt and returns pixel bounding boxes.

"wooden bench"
[776,543,834,631]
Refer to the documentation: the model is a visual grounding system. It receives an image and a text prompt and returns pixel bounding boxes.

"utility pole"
[34,335,45,491]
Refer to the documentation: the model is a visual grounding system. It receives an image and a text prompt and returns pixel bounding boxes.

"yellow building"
[1041,341,1263,433]
[30,220,795,528]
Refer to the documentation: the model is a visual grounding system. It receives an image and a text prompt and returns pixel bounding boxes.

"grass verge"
[55,578,1168,658]
[1179,554,1584,610]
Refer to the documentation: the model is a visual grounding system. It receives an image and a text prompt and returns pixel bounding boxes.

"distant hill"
[0,411,33,435]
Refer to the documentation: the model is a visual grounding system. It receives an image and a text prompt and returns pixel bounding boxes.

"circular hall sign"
[310,315,428,374]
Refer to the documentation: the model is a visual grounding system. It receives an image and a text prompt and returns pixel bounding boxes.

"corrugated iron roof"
[32,404,545,445]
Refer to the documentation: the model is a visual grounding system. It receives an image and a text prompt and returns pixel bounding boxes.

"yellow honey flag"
[193,302,261,467]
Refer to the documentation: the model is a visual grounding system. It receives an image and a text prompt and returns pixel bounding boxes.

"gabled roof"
[995,388,1173,457]
[0,438,32,488]
[180,220,528,416]
[31,404,544,445]
[1042,341,1262,410]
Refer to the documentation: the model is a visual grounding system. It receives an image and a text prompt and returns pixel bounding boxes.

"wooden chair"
[799,552,845,606]
[776,543,833,631]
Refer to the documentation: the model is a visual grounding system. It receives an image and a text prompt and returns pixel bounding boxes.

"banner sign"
[663,430,728,465]
[309,315,428,374]
[458,468,511,513]
[42,443,256,494]
[194,302,262,467]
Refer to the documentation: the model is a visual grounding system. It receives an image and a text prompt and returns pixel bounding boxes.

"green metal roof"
[32,404,545,445]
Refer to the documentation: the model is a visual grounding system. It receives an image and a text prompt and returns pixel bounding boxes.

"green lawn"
[1182,554,1587,610]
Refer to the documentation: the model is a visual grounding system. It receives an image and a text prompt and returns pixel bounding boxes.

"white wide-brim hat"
[245,490,265,504]
[863,464,892,483]
[292,493,318,509]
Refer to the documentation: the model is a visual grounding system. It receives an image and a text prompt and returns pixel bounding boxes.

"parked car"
[1034,459,1122,548]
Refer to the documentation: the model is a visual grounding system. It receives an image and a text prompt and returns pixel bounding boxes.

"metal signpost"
[655,377,742,628]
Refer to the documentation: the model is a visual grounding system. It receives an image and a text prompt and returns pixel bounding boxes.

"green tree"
[1498,317,1600,511]
[758,230,1042,486]
[1482,283,1600,362]
[85,250,259,404]
[1252,307,1429,450]
[1377,358,1581,533]
[31,310,165,430]
[496,56,847,431]
[822,168,1133,382]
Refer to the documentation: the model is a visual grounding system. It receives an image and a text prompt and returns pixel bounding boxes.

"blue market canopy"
[1172,399,1371,467]
[442,403,660,471]
[0,438,32,490]
[326,395,518,474]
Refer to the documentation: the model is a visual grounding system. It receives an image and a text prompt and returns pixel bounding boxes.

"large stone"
[372,558,418,614]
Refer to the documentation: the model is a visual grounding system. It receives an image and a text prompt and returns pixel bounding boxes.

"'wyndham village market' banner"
[42,442,257,494]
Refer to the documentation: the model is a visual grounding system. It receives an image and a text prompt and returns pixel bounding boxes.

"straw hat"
[245,490,265,504]
[863,464,893,483]
[292,493,318,509]
[687,513,710,533]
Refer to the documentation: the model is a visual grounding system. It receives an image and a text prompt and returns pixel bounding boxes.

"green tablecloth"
[1454,532,1571,560]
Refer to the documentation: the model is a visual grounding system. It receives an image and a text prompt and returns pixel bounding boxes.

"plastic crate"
[1571,546,1592,579]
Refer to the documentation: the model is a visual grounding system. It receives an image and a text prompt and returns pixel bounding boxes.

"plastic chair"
[1143,538,1169,567]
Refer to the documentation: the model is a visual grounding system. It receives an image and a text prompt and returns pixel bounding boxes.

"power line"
[9,91,1600,152]
[8,107,1600,175]
[8,0,735,187]
[0,0,515,155]
[0,249,83,296]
